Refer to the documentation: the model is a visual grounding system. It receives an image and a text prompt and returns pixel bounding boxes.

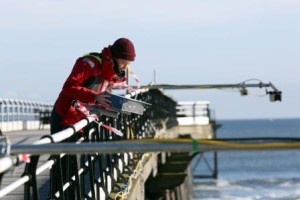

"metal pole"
[0,157,15,173]
[0,160,54,198]
[126,68,130,94]
[9,140,300,155]
[154,68,157,83]
[140,83,272,90]
[35,116,95,145]
[0,117,95,174]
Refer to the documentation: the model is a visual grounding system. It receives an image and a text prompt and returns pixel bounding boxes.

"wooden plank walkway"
[1,129,51,200]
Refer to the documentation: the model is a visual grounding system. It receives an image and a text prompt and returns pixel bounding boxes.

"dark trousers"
[49,109,77,199]
[50,109,64,135]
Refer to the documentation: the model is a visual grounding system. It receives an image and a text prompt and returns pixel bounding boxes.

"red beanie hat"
[111,38,136,61]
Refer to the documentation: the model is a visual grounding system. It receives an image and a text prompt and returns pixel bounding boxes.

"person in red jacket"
[49,38,136,198]
[50,37,136,134]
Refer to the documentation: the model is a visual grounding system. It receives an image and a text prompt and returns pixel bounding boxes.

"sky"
[0,0,299,120]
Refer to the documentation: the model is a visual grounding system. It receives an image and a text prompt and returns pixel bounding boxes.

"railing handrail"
[0,89,209,199]
[0,116,95,173]
[0,116,98,198]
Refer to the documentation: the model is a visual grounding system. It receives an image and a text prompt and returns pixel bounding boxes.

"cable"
[240,78,263,84]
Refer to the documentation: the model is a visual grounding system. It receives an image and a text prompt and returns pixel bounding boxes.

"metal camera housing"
[269,91,282,102]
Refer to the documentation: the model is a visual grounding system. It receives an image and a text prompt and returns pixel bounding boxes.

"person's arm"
[61,58,98,103]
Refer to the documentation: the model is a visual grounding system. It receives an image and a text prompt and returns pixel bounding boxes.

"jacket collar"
[100,47,127,83]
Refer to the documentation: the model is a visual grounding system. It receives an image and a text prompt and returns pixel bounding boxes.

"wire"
[238,78,269,97]
[240,78,263,84]
[214,78,265,95]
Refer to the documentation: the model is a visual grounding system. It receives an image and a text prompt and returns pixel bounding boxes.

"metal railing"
[0,89,179,199]
[0,98,53,132]
[176,101,212,125]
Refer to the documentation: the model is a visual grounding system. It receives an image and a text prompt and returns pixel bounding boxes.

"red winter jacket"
[53,47,126,126]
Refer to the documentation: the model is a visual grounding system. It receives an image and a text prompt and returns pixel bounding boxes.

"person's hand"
[95,92,111,108]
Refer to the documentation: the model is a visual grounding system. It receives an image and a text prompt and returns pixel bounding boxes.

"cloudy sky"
[0,0,299,119]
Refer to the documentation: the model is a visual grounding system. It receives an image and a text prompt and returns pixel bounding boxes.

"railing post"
[68,154,82,199]
[23,155,40,200]
[49,155,65,199]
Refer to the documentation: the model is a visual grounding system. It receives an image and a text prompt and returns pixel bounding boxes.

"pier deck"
[1,130,50,200]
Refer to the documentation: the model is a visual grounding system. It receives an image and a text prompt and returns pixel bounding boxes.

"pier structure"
[0,89,216,200]
[0,98,52,132]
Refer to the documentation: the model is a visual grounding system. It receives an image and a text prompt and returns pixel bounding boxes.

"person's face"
[115,58,132,71]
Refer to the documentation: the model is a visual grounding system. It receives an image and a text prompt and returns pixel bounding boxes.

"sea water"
[192,118,300,200]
